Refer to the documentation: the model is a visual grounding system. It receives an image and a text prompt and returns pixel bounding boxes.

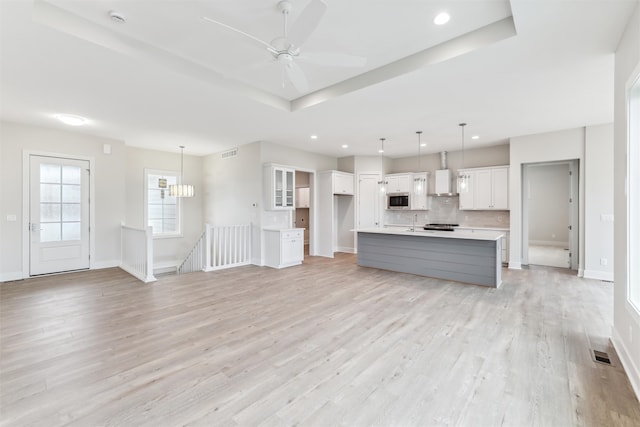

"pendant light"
[169,145,195,197]
[458,123,469,193]
[413,131,426,196]
[377,138,388,193]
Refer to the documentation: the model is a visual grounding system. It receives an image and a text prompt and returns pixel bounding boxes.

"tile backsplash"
[384,196,509,228]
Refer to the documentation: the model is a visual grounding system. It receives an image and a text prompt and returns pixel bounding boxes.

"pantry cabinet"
[317,171,355,257]
[264,164,295,210]
[333,172,354,195]
[459,166,509,211]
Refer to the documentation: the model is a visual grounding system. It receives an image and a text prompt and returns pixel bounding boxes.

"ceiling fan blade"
[299,52,367,68]
[288,0,327,47]
[202,16,276,53]
[285,61,309,93]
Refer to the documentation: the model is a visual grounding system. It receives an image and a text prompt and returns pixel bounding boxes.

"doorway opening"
[522,160,579,269]
[294,170,312,257]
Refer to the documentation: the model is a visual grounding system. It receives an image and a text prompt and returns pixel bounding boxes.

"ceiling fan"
[202,0,366,93]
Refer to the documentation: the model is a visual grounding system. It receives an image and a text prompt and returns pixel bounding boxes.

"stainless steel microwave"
[387,192,410,210]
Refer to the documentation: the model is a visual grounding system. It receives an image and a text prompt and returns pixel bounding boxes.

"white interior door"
[30,155,90,276]
[358,173,381,228]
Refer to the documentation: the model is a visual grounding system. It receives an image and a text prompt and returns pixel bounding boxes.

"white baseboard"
[93,260,120,270]
[335,246,356,254]
[529,240,568,247]
[153,262,177,275]
[583,269,614,282]
[0,271,24,282]
[508,261,522,269]
[611,326,640,402]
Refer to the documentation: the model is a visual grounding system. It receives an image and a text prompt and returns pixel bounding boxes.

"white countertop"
[356,227,504,241]
[384,223,508,232]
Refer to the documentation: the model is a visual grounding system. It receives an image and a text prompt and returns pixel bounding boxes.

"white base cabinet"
[263,228,304,268]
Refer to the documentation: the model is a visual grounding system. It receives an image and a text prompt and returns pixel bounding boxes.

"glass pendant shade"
[169,184,195,197]
[170,145,195,198]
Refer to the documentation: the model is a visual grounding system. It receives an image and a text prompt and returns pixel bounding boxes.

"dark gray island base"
[357,228,503,287]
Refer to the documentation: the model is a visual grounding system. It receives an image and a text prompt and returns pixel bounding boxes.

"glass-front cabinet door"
[268,165,295,210]
[274,168,284,208]
[285,169,294,208]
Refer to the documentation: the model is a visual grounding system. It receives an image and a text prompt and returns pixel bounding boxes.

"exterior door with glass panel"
[30,155,90,275]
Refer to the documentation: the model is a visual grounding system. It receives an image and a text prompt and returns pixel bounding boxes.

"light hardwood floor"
[1,254,639,426]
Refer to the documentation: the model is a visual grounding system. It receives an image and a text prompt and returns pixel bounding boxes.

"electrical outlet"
[600,258,608,266]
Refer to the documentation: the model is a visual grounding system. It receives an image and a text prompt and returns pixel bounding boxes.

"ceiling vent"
[221,148,238,159]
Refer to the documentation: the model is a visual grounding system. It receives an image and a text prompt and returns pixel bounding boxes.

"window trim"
[144,168,183,239]
[626,61,640,326]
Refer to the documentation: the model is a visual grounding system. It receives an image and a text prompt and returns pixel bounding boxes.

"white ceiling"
[0,0,637,158]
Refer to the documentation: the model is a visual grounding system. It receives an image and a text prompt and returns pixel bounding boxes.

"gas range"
[423,223,459,232]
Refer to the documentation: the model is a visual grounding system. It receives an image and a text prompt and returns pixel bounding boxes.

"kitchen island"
[356,227,504,287]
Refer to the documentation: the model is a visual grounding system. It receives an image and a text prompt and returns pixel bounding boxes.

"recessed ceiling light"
[420,143,427,147]
[378,149,384,153]
[56,114,87,126]
[471,135,479,140]
[434,12,450,26]
[341,144,348,149]
[310,134,318,140]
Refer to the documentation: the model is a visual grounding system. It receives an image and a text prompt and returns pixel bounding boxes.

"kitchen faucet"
[412,213,418,232]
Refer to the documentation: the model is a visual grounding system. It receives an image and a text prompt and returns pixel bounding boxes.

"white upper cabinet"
[265,164,295,210]
[385,174,412,193]
[333,172,354,195]
[295,187,310,208]
[459,166,509,210]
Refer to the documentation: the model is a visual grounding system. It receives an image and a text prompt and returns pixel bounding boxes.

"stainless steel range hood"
[429,152,458,196]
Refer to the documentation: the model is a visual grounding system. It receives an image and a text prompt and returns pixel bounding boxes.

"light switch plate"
[6,214,17,222]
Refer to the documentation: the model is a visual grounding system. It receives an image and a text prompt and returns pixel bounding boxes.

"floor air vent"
[592,350,612,365]
[221,148,238,159]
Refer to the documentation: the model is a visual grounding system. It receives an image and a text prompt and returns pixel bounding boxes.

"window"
[39,163,82,241]
[145,169,180,237]
[628,70,640,315]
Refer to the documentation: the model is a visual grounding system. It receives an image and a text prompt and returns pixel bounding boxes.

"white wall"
[584,124,614,281]
[203,140,337,264]
[0,121,126,280]
[612,1,640,400]
[124,146,203,271]
[509,128,586,271]
[0,121,205,280]
[527,163,570,245]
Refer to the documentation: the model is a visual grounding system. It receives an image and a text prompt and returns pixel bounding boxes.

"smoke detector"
[109,11,126,24]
